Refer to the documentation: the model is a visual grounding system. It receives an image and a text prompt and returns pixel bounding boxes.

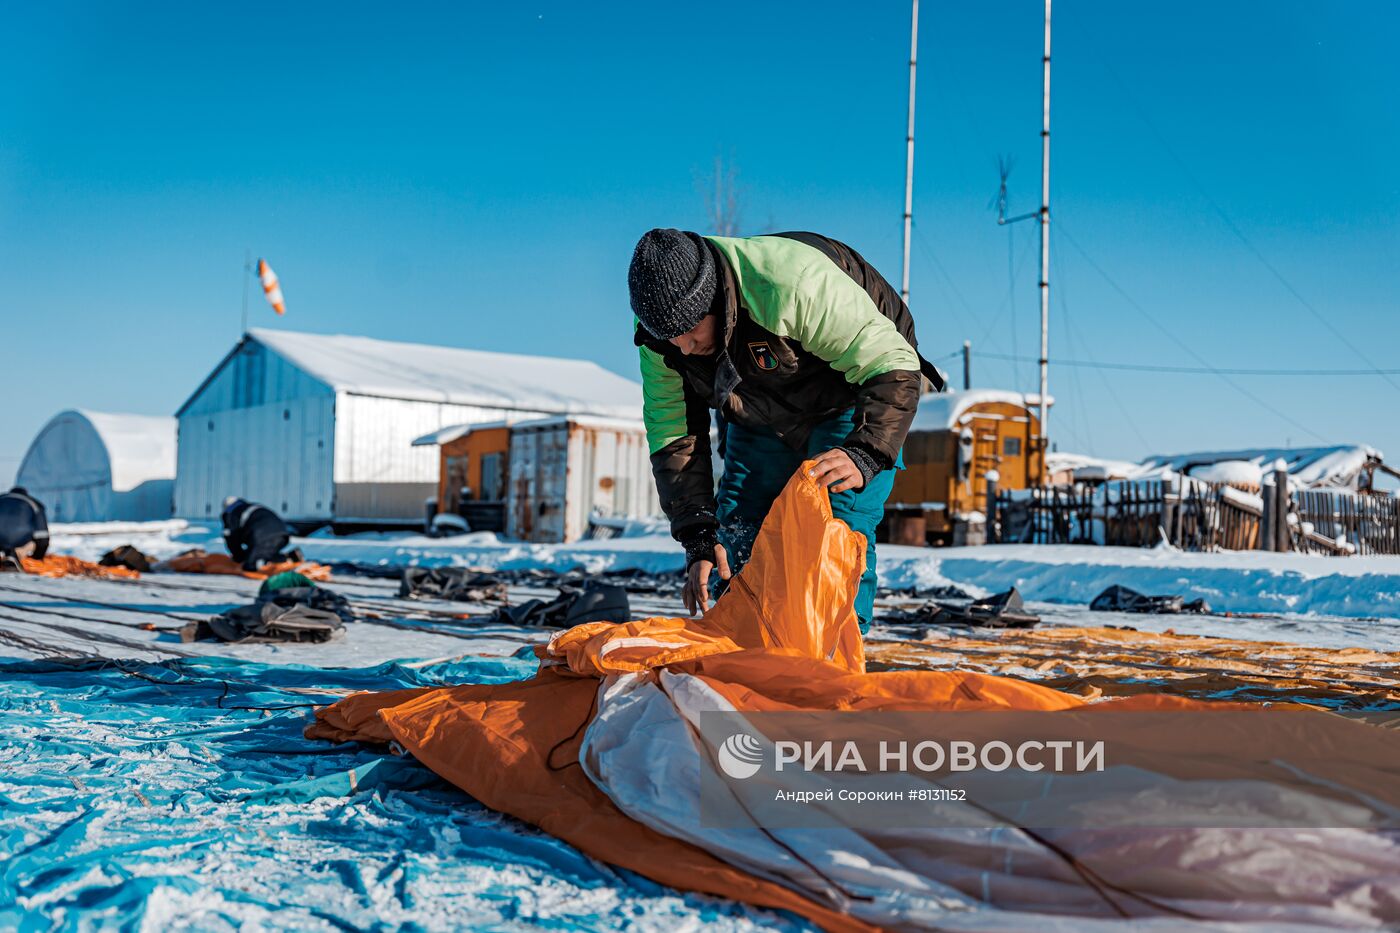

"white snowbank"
[45,520,1400,620]
[879,543,1400,620]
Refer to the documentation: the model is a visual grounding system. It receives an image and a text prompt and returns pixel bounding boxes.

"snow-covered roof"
[19,410,176,493]
[1139,446,1383,489]
[412,420,516,447]
[909,390,1052,432]
[509,415,645,433]
[1188,460,1264,487]
[412,414,645,447]
[1045,451,1146,482]
[82,411,178,490]
[247,329,642,418]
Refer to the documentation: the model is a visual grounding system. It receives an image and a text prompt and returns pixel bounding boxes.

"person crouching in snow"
[629,228,942,631]
[221,497,297,571]
[0,487,49,571]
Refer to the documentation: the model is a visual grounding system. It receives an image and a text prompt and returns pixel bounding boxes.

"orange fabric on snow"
[159,550,330,582]
[18,555,141,580]
[543,460,866,677]
[305,669,874,933]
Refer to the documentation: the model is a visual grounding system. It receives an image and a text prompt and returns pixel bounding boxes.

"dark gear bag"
[487,580,630,628]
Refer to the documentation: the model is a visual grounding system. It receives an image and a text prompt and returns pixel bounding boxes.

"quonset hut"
[174,329,643,529]
[17,410,177,523]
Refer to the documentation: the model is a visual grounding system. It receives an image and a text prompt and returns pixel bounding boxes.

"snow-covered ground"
[879,542,1400,619]
[50,520,1400,621]
[9,523,1399,929]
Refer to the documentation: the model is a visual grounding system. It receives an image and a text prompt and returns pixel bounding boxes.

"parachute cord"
[545,683,601,772]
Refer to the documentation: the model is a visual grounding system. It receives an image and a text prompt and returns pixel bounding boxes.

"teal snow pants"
[715,411,899,633]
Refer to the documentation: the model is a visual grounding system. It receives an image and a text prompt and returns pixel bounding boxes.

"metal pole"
[900,0,918,304]
[1037,0,1052,451]
[241,249,251,335]
[962,340,972,390]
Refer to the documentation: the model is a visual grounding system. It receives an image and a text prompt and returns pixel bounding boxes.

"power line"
[970,351,1400,377]
[1051,250,1104,455]
[1053,222,1326,442]
[909,221,979,339]
[1070,17,1400,397]
[968,222,1036,376]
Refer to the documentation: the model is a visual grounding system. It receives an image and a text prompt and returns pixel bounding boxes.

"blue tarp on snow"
[0,654,808,931]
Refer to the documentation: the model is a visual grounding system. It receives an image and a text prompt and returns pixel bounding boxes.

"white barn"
[17,410,177,523]
[174,329,643,527]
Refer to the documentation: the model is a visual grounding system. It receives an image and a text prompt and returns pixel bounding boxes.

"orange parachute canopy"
[19,555,140,580]
[159,550,330,581]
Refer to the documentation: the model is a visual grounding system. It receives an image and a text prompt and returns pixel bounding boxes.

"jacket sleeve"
[224,522,249,563]
[722,236,923,466]
[639,343,718,553]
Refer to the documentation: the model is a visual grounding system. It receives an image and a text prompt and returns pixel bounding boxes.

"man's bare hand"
[683,543,731,617]
[808,448,865,494]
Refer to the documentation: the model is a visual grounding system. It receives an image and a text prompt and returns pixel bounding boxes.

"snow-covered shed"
[174,329,643,527]
[16,410,176,522]
[887,390,1052,544]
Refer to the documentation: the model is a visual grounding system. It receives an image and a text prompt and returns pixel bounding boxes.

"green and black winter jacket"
[636,231,939,557]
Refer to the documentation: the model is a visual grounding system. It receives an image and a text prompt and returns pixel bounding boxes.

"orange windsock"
[256,258,285,315]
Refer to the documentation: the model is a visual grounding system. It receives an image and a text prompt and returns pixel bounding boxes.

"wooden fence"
[1295,489,1400,556]
[995,481,1400,555]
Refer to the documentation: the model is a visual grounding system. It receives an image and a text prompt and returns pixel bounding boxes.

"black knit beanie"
[628,228,717,340]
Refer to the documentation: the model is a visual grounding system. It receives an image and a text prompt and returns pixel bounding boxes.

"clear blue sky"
[3,1,1397,485]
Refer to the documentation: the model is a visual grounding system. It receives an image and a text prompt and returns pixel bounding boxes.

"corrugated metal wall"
[176,397,336,521]
[181,342,330,417]
[175,342,337,521]
[332,394,550,521]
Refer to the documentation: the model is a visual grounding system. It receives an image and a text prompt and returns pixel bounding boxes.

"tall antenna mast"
[900,0,918,304]
[240,249,251,335]
[1037,0,1052,452]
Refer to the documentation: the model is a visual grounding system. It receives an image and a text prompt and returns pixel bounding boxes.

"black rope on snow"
[0,580,209,624]
[100,659,327,712]
[0,597,188,634]
[0,624,88,659]
[0,608,191,659]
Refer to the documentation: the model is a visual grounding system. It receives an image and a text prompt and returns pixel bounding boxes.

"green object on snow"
[259,571,315,596]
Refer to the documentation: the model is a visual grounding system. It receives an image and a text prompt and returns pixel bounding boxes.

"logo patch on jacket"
[747,341,779,371]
